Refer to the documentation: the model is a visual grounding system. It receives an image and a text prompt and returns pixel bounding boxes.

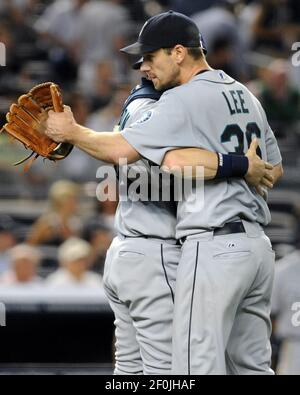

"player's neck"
[181,60,213,84]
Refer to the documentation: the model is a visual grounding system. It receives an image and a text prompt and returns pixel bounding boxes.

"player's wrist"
[68,123,84,145]
[215,153,249,179]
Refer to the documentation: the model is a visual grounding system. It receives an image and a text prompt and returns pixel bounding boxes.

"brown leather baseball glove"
[0,82,73,169]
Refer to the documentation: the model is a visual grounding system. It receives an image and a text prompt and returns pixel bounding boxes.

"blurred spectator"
[3,1,39,50]
[34,0,88,48]
[27,180,82,246]
[0,0,38,15]
[237,0,261,51]
[93,192,118,233]
[67,91,90,125]
[272,248,300,374]
[86,85,131,131]
[34,0,90,86]
[169,0,215,16]
[46,237,102,287]
[0,244,41,285]
[192,0,248,81]
[82,218,113,275]
[75,0,132,97]
[0,215,18,274]
[0,2,45,92]
[75,0,131,63]
[0,22,18,86]
[252,0,300,56]
[121,0,146,22]
[78,58,121,108]
[206,37,239,80]
[259,59,300,137]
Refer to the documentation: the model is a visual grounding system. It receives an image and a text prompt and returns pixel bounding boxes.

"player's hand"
[45,106,77,143]
[245,138,274,196]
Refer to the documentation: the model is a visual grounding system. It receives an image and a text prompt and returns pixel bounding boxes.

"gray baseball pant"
[104,235,180,375]
[172,220,275,375]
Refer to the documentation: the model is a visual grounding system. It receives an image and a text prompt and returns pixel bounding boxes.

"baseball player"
[102,72,267,375]
[103,76,180,375]
[45,11,280,375]
[118,12,283,374]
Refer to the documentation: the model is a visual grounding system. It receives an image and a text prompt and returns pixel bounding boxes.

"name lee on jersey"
[222,90,249,115]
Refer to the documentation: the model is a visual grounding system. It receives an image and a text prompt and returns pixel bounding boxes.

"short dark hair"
[187,47,204,60]
[163,47,204,60]
[163,48,172,55]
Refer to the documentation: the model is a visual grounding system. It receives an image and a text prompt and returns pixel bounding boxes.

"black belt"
[138,235,181,245]
[214,221,245,236]
[120,234,181,245]
[180,222,245,244]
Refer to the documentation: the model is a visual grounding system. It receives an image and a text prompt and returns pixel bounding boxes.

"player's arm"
[46,106,141,164]
[68,126,140,164]
[162,148,218,179]
[162,139,275,191]
[46,112,243,179]
[47,106,226,167]
[45,107,273,189]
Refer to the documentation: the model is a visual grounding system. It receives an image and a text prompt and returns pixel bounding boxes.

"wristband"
[215,153,249,179]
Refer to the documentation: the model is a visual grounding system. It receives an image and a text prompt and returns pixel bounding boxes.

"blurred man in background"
[46,237,102,287]
[27,180,82,246]
[0,244,41,286]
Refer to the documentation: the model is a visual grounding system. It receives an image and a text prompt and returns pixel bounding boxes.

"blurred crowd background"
[0,0,300,375]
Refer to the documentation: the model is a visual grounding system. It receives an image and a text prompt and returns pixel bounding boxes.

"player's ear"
[173,45,186,65]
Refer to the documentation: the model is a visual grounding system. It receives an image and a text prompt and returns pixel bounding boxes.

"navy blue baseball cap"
[132,57,143,70]
[121,10,207,56]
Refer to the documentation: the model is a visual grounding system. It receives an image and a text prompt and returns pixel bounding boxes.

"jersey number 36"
[221,122,262,157]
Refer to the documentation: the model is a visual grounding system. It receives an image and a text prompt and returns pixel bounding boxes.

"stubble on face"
[153,63,181,91]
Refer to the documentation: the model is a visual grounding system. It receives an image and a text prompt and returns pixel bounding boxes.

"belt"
[119,234,181,245]
[214,221,245,236]
[180,222,245,244]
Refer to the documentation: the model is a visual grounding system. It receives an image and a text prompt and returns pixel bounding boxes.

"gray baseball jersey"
[121,70,282,238]
[115,98,177,239]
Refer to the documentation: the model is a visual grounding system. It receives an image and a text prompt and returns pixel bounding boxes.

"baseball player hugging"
[119,11,283,375]
[45,10,283,375]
